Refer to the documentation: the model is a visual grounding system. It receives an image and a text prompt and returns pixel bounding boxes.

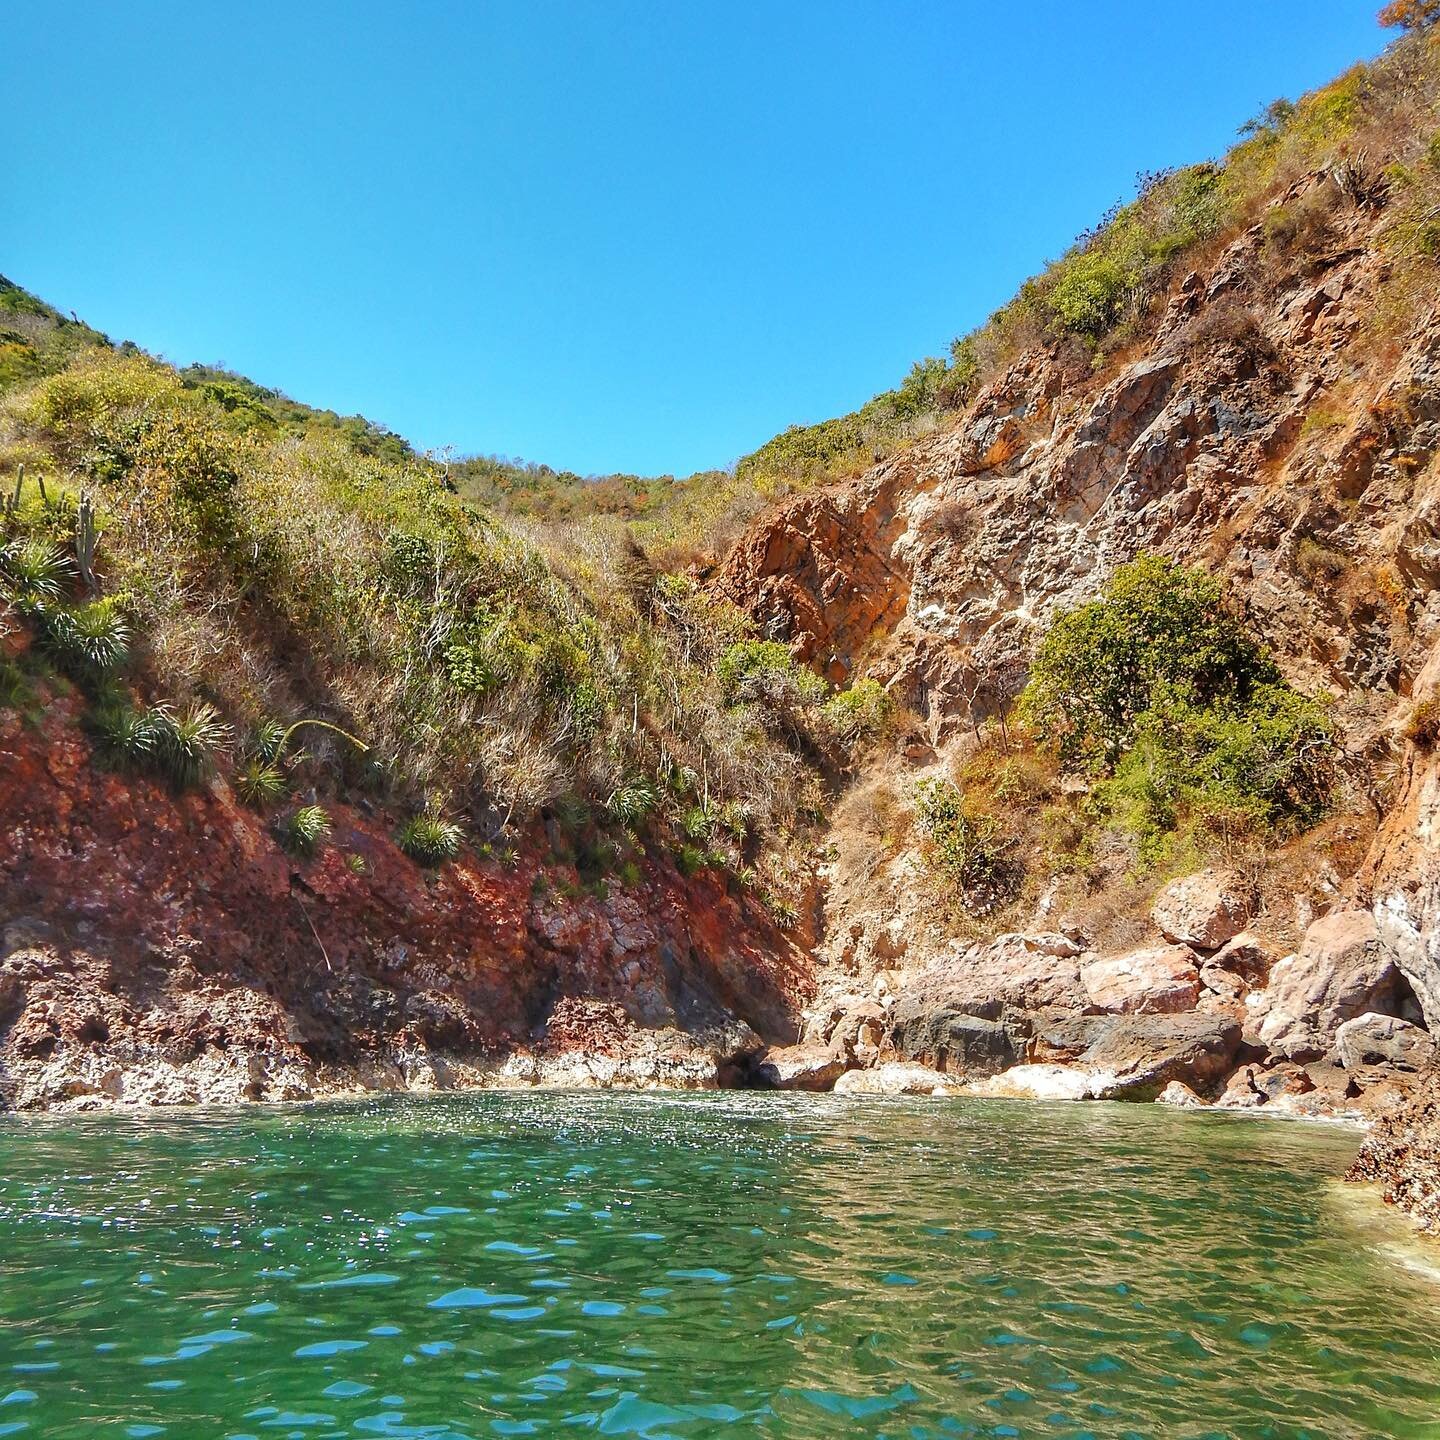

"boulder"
[1336,1013,1436,1074]
[833,1063,960,1096]
[1151,870,1248,950]
[1081,945,1200,1014]
[1079,1013,1242,1100]
[1008,1012,1240,1100]
[970,1063,1094,1102]
[888,1003,1027,1076]
[1156,1080,1207,1108]
[752,1045,849,1092]
[1206,932,1271,983]
[889,931,1089,1061]
[825,999,889,1067]
[1199,965,1248,1004]
[1257,911,1398,1061]
[1029,1012,1110,1063]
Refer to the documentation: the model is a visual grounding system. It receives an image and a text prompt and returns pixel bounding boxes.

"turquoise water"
[0,1093,1435,1439]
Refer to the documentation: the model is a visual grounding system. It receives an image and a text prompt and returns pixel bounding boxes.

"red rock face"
[0,695,813,1107]
[712,469,915,683]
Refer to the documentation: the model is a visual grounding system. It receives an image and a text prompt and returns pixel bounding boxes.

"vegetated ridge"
[5,6,1440,1226]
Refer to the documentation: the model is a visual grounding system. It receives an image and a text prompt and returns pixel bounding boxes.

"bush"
[0,652,33,710]
[279,804,332,857]
[1295,536,1349,582]
[396,814,464,866]
[1024,555,1336,846]
[1405,696,1440,749]
[1019,555,1278,766]
[821,678,890,745]
[913,777,1015,912]
[1048,250,1133,338]
[716,640,824,703]
[1262,191,1337,260]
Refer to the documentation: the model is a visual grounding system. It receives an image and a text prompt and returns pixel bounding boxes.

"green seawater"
[0,1093,1436,1439]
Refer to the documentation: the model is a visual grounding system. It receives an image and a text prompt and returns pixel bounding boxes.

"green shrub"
[1295,536,1348,582]
[716,640,826,705]
[279,804,332,857]
[821,678,890,744]
[1048,250,1133,338]
[1025,554,1336,847]
[1019,554,1278,766]
[36,598,130,678]
[1159,684,1334,825]
[0,657,31,711]
[396,813,464,866]
[913,777,1015,911]
[1406,696,1440,750]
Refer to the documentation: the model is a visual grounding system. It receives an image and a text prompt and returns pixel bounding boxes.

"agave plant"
[680,804,714,842]
[604,780,657,828]
[279,804,333,858]
[395,813,465,866]
[152,701,230,790]
[233,756,288,809]
[87,699,161,770]
[0,539,76,603]
[39,599,130,678]
[251,717,289,764]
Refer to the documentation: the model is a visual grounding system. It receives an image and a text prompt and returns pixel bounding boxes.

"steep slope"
[709,33,1440,1218]
[6,20,1440,1253]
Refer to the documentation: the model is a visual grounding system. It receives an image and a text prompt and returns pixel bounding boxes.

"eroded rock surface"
[0,701,806,1110]
[1257,911,1397,1061]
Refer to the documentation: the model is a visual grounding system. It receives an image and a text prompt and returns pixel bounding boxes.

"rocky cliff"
[0,683,809,1107]
[716,162,1440,1221]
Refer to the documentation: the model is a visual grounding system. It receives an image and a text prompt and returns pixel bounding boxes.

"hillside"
[5,12,1440,1223]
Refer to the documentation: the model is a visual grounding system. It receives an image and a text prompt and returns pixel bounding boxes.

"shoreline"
[0,1045,1376,1130]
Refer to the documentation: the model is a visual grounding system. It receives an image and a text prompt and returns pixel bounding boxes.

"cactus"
[3,465,22,519]
[75,493,100,593]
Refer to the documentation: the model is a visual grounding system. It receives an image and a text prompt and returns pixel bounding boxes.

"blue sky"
[5,2,1389,476]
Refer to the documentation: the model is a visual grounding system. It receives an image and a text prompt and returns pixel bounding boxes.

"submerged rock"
[969,1063,1094,1102]
[833,1063,960,1096]
[1156,1080,1207,1109]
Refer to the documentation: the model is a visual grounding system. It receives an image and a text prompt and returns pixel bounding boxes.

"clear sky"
[5,2,1389,476]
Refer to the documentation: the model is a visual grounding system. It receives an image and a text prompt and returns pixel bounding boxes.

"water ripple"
[0,1092,1432,1437]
